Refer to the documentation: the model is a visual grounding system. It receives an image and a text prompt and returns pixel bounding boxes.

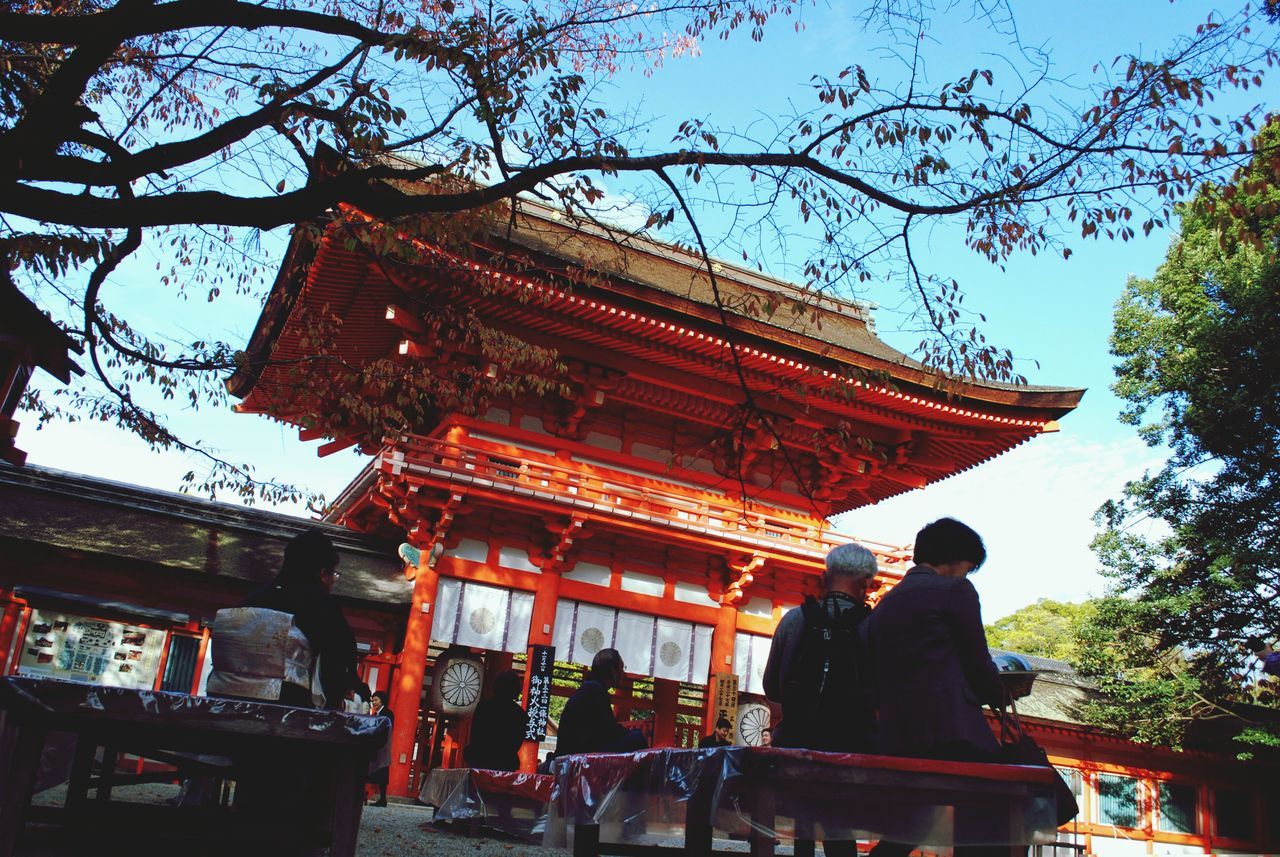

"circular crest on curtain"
[579,626,606,654]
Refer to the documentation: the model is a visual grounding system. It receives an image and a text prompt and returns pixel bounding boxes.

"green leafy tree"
[984,599,1095,661]
[1072,597,1251,748]
[2,0,1277,499]
[1083,119,1280,750]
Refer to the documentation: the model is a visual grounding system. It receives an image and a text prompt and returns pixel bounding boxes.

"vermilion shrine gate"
[228,200,1083,797]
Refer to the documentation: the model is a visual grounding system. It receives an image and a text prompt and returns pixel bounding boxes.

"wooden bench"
[420,767,554,840]
[0,676,388,857]
[546,746,1059,857]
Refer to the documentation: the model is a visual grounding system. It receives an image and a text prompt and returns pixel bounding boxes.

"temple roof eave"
[225,225,321,400]
[487,211,1084,410]
[227,209,1084,517]
[0,463,407,608]
[228,210,1084,425]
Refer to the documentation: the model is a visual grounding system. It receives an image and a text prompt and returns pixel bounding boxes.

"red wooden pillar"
[652,678,679,747]
[703,603,737,731]
[0,595,25,675]
[388,556,441,797]
[518,568,561,772]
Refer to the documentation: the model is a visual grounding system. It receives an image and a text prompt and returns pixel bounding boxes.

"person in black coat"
[463,670,528,771]
[556,648,648,757]
[699,717,733,748]
[242,528,366,709]
[366,691,394,806]
[863,517,1008,857]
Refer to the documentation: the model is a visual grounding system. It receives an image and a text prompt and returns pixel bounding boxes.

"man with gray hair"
[763,542,879,752]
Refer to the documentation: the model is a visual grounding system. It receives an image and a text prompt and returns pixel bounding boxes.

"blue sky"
[17,1,1266,620]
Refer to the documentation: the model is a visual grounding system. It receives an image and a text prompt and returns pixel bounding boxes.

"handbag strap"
[997,687,1026,745]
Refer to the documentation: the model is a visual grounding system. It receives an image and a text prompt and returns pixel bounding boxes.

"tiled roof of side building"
[989,647,1094,726]
[0,463,407,607]
[989,648,1078,676]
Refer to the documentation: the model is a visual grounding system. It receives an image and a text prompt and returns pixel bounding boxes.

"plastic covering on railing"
[420,768,554,841]
[544,746,1059,849]
[0,676,387,744]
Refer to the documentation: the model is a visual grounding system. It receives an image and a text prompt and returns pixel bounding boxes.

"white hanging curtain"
[655,618,714,683]
[431,578,533,654]
[614,611,656,676]
[733,632,772,696]
[552,600,615,665]
[553,599,712,682]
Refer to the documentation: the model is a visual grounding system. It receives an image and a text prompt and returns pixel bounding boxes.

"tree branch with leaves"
[3,0,1277,501]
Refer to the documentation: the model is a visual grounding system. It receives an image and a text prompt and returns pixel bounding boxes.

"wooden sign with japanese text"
[525,644,555,741]
[712,671,739,742]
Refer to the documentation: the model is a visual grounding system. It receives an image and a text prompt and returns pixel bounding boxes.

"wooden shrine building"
[226,198,1084,798]
[2,465,1278,855]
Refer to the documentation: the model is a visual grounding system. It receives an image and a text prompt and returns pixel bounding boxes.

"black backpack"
[780,594,875,752]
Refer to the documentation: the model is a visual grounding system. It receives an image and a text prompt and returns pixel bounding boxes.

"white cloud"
[833,431,1168,621]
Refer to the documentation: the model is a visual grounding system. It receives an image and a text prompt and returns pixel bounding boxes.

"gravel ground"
[18,783,570,857]
[18,783,811,856]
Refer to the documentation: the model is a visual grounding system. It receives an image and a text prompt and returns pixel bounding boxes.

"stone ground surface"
[17,783,571,857]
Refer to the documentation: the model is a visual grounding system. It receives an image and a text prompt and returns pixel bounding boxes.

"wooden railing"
[673,722,703,749]
[380,436,912,567]
[620,717,655,743]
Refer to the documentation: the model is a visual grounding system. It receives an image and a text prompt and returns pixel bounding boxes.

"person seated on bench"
[463,670,528,771]
[699,718,733,748]
[241,528,368,709]
[205,531,371,821]
[556,649,648,756]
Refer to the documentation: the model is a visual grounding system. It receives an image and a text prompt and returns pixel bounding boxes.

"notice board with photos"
[16,608,168,689]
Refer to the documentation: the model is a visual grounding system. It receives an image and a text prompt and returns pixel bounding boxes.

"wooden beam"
[318,434,360,457]
[385,303,426,334]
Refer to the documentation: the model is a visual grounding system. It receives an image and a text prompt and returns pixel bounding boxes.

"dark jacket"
[368,706,394,784]
[862,566,1004,757]
[464,697,528,772]
[242,578,359,709]
[556,679,641,756]
[699,734,732,748]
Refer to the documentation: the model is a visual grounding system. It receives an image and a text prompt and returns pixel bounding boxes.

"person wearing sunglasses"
[243,527,367,709]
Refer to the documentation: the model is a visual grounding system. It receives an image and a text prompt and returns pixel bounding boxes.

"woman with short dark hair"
[242,527,364,708]
[463,670,528,771]
[865,517,1001,760]
[864,517,1007,857]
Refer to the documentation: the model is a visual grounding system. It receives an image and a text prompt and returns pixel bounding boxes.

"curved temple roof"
[228,200,1084,514]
